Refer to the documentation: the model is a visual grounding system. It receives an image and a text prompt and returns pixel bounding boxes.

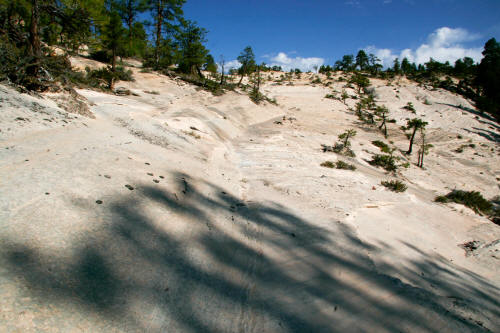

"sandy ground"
[1,60,499,332]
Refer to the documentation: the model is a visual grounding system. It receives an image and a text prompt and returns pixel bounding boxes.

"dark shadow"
[436,102,498,125]
[2,172,499,332]
[464,127,500,143]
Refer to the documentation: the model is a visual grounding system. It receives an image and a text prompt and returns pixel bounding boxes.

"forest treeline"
[0,0,215,90]
[0,0,499,119]
[316,46,500,121]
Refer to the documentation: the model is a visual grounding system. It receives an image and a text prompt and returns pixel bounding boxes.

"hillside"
[0,59,499,332]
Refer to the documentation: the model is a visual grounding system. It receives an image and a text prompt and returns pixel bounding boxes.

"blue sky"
[182,0,500,71]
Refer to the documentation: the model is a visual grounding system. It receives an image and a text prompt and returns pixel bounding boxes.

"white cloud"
[218,52,325,73]
[216,59,240,73]
[268,52,324,72]
[365,27,483,68]
[345,0,361,7]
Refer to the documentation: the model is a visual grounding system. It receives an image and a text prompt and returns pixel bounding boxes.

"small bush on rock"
[434,190,493,215]
[381,180,407,192]
[369,154,397,172]
[320,161,335,168]
[335,160,356,170]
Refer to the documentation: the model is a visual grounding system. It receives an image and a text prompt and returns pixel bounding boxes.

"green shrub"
[403,102,416,113]
[114,66,134,81]
[311,77,321,84]
[85,66,134,89]
[371,140,390,153]
[369,154,397,171]
[434,190,493,215]
[335,160,356,170]
[381,180,407,192]
[332,143,355,157]
[320,161,335,168]
[435,195,448,203]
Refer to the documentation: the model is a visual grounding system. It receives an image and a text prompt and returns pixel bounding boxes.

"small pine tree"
[404,118,428,154]
[338,129,357,147]
[341,89,349,105]
[417,128,433,168]
[375,105,389,138]
[237,46,256,86]
[350,72,370,94]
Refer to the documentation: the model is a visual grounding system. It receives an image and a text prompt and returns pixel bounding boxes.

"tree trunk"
[196,65,204,79]
[28,0,41,58]
[110,47,116,90]
[407,128,417,154]
[343,134,350,147]
[220,63,225,86]
[127,1,133,54]
[154,1,163,69]
[238,74,243,87]
[419,131,426,168]
[27,0,42,80]
[256,65,261,92]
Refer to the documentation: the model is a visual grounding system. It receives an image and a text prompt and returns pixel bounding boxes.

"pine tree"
[236,46,255,86]
[350,72,370,94]
[476,38,500,120]
[102,10,125,89]
[404,118,428,154]
[175,20,208,76]
[204,54,217,74]
[338,129,356,148]
[375,105,389,138]
[149,0,185,69]
[115,0,149,56]
[393,58,401,74]
[355,50,369,71]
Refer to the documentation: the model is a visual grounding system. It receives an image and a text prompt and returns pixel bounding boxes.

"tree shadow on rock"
[2,171,499,332]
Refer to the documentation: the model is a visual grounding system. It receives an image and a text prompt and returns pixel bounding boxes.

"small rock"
[153,179,159,183]
[96,200,103,204]
[45,192,50,195]
[104,175,111,179]
[125,184,134,190]
[114,87,131,96]
[145,162,150,165]
[159,175,164,179]
[147,173,154,176]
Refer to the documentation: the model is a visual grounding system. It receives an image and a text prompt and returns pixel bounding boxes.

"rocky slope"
[0,60,499,332]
